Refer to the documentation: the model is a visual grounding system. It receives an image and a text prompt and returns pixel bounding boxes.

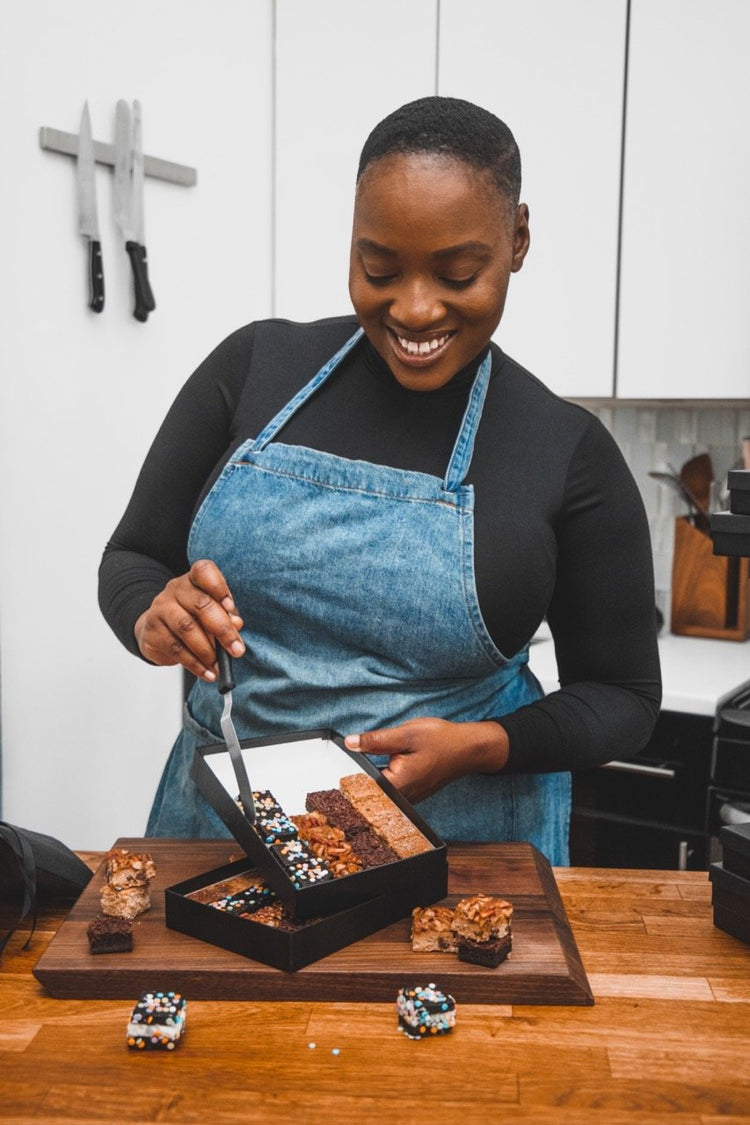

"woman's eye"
[363,272,396,286]
[440,275,477,290]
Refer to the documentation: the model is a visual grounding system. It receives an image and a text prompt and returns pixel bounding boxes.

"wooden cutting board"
[33,838,593,1005]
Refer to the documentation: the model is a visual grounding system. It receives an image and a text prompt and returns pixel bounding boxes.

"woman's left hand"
[344,717,509,804]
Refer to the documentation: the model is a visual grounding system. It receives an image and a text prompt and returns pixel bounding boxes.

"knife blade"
[216,647,256,824]
[114,99,155,321]
[76,102,104,312]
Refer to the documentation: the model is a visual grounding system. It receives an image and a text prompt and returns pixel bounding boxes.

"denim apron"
[147,329,571,864]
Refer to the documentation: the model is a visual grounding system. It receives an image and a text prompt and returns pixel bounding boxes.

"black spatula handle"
[216,647,235,695]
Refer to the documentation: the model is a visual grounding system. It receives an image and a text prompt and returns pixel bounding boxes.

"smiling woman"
[98,96,661,864]
[349,152,529,392]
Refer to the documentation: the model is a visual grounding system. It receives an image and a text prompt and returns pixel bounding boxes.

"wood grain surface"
[2,854,750,1123]
[32,840,592,1004]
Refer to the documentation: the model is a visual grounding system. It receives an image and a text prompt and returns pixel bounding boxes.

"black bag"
[0,822,92,955]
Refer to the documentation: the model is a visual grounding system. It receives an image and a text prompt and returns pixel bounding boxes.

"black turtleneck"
[99,315,661,773]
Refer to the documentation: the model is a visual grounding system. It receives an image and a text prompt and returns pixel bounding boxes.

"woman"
[99,97,661,865]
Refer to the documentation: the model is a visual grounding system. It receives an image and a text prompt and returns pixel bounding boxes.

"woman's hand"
[344,717,509,804]
[134,559,245,681]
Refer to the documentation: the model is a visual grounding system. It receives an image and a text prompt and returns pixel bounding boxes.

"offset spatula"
[216,648,256,824]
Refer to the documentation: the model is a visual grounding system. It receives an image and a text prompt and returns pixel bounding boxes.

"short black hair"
[357,96,521,207]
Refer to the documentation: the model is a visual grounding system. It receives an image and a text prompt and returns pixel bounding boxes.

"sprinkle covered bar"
[126,991,186,1051]
[396,983,456,1039]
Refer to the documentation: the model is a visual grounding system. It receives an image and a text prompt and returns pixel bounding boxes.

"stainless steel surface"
[131,100,145,244]
[219,691,256,824]
[76,102,99,239]
[114,100,134,241]
[39,125,197,186]
[602,759,677,779]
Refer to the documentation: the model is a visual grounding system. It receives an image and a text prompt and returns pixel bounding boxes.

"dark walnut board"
[33,838,593,1005]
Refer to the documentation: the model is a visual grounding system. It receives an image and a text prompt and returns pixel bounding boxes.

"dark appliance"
[707,679,750,850]
[570,710,713,870]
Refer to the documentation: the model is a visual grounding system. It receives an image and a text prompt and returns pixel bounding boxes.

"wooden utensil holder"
[671,516,750,640]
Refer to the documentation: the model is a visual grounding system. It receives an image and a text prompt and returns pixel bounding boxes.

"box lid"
[710,860,750,902]
[728,469,750,493]
[720,820,750,859]
[191,727,447,920]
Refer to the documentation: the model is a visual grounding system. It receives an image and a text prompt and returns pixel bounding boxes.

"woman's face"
[349,153,530,392]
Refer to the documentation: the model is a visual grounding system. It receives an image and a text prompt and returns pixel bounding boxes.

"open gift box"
[164,729,448,970]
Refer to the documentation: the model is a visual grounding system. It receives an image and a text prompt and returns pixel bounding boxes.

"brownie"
[270,839,332,888]
[186,871,266,905]
[126,991,186,1051]
[350,829,400,868]
[86,913,133,954]
[456,933,512,968]
[305,789,371,837]
[208,881,276,916]
[396,983,456,1039]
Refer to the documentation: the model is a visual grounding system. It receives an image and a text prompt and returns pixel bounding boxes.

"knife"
[114,99,156,321]
[216,647,256,824]
[76,102,104,312]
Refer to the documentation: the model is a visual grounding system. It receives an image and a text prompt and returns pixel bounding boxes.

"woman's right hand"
[134,559,245,681]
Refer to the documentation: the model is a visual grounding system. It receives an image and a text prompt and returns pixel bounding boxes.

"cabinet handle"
[602,760,676,779]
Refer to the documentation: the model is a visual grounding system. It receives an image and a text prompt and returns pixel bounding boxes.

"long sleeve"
[499,417,662,771]
[97,325,257,655]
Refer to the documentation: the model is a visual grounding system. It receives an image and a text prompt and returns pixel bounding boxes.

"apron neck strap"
[442,349,493,491]
[253,328,492,492]
[254,328,365,449]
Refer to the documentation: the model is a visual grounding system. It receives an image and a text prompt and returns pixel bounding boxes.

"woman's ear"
[511,204,531,272]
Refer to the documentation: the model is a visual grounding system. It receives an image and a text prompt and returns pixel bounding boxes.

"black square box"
[709,860,750,945]
[720,821,750,882]
[165,728,448,969]
[164,856,446,972]
[188,728,448,920]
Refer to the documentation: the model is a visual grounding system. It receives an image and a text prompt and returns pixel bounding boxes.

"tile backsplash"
[574,401,750,622]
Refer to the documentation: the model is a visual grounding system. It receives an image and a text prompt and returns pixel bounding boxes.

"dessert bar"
[396,983,456,1039]
[86,913,133,954]
[126,991,186,1051]
[410,905,458,953]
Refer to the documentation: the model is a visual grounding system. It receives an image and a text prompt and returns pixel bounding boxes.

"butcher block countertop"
[2,851,750,1124]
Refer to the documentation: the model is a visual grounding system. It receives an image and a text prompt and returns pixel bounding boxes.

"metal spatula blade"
[216,648,256,824]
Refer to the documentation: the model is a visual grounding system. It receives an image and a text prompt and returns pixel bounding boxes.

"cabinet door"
[618,0,750,399]
[438,0,627,398]
[274,0,437,322]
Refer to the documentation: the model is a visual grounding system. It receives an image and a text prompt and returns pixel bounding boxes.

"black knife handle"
[125,241,156,319]
[216,647,235,695]
[87,240,104,313]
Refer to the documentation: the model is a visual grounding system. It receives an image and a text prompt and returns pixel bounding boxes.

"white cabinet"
[438,0,627,398]
[617,0,750,399]
[273,0,438,322]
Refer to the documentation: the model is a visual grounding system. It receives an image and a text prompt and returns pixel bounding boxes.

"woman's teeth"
[396,333,449,356]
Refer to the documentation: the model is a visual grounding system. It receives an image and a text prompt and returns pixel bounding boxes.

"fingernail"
[203,669,216,681]
[230,640,245,657]
[345,734,361,749]
[222,596,236,613]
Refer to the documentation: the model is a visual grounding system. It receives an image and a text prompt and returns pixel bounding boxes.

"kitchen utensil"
[114,99,156,322]
[216,647,256,824]
[649,468,701,517]
[76,102,104,312]
[680,453,713,517]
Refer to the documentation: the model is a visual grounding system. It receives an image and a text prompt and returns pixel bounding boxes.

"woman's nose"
[389,278,445,328]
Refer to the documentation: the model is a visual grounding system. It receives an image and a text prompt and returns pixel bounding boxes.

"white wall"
[0,0,273,847]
